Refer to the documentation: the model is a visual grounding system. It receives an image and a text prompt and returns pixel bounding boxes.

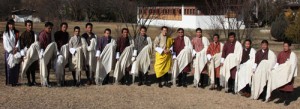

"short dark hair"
[213,33,220,39]
[161,26,168,30]
[104,28,111,33]
[86,23,93,28]
[196,28,202,32]
[45,22,53,27]
[74,26,80,31]
[121,28,129,33]
[261,40,269,45]
[177,28,184,33]
[244,39,252,45]
[140,26,147,31]
[228,32,236,38]
[25,20,33,26]
[60,22,68,28]
[283,40,292,46]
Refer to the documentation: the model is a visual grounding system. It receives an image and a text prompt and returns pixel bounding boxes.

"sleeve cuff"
[221,58,224,63]
[207,54,212,60]
[116,52,120,59]
[133,50,137,57]
[96,50,101,57]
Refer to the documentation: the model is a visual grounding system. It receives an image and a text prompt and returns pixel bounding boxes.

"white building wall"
[13,15,41,22]
[138,5,245,30]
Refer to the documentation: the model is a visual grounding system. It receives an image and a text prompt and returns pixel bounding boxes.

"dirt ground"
[0,22,300,109]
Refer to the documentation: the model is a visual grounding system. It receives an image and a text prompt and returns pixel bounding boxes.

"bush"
[285,9,300,43]
[271,13,289,41]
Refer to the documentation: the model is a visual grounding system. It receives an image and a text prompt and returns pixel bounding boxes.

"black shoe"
[125,81,130,86]
[275,98,285,104]
[216,86,222,91]
[163,82,171,88]
[76,82,81,87]
[177,83,182,87]
[32,82,37,86]
[284,100,290,106]
[225,89,232,93]
[145,81,151,86]
[138,82,143,86]
[182,83,187,88]
[158,83,163,88]
[27,82,33,86]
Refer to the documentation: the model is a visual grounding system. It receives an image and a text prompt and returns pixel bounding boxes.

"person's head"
[213,34,220,43]
[6,19,15,32]
[85,23,93,33]
[104,28,111,37]
[161,26,168,36]
[25,20,33,31]
[244,39,252,49]
[74,26,80,36]
[228,32,236,43]
[283,40,292,52]
[60,22,68,32]
[261,40,269,50]
[177,28,184,37]
[44,22,53,33]
[121,28,129,37]
[139,26,147,36]
[196,28,202,37]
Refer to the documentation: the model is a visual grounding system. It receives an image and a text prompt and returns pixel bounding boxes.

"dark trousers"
[178,72,187,84]
[215,78,220,87]
[139,72,148,83]
[242,84,251,93]
[158,73,168,84]
[26,61,37,84]
[103,74,110,85]
[228,78,235,90]
[5,52,20,85]
[121,71,130,83]
[200,73,209,86]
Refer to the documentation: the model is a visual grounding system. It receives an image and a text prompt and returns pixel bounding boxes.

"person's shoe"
[164,82,171,88]
[284,100,290,106]
[86,80,92,85]
[31,82,37,86]
[138,82,143,86]
[125,80,130,86]
[177,83,182,87]
[239,91,245,96]
[209,86,215,90]
[274,98,285,104]
[244,93,251,98]
[225,89,232,93]
[76,82,80,87]
[145,81,151,86]
[216,86,222,91]
[182,83,187,88]
[158,83,163,88]
[27,82,33,86]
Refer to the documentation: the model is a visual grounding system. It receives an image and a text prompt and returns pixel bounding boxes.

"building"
[12,9,41,22]
[137,0,246,30]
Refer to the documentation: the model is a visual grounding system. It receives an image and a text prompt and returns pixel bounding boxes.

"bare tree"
[109,0,160,37]
[204,0,255,41]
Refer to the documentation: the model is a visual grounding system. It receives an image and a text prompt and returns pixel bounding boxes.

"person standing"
[19,20,38,86]
[131,26,152,86]
[154,26,173,88]
[3,19,21,86]
[69,26,84,86]
[81,23,97,85]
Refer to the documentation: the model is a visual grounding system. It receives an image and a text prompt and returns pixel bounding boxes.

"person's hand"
[220,63,223,67]
[13,48,18,54]
[163,49,170,54]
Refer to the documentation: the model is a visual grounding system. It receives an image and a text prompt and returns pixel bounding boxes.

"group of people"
[3,19,298,105]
